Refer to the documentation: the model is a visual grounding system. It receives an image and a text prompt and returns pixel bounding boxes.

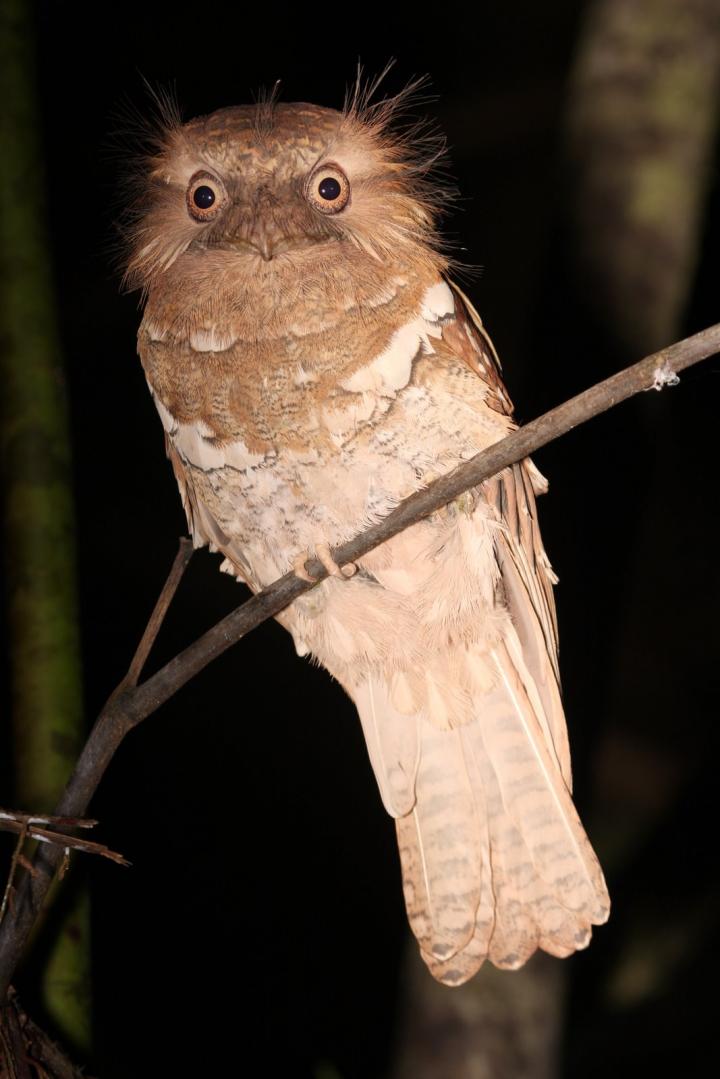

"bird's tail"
[358,634,610,986]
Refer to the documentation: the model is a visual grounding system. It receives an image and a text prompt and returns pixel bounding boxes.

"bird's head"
[123,84,450,323]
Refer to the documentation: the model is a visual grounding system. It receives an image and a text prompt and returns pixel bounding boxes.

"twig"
[11,831,126,866]
[0,830,27,933]
[120,537,194,689]
[0,822,129,865]
[0,811,128,929]
[0,810,96,830]
[0,323,717,999]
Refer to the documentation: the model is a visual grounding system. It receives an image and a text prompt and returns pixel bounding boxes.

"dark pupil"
[318,176,341,201]
[193,185,216,210]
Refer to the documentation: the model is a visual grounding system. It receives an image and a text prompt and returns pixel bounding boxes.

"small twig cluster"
[0,809,129,928]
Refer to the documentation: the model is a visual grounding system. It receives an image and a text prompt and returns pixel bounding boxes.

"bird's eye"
[193,185,215,209]
[318,177,341,201]
[186,171,226,222]
[306,164,350,215]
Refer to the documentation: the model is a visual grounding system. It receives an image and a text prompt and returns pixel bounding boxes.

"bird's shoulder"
[440,282,514,418]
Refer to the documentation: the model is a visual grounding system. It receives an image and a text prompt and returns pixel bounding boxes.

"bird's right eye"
[305,163,350,214]
[186,171,226,222]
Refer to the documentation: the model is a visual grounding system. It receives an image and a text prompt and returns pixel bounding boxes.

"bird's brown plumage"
[126,88,609,985]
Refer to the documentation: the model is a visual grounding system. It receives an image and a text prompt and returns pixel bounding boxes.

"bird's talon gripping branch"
[293,544,356,582]
[292,551,317,583]
[316,542,357,578]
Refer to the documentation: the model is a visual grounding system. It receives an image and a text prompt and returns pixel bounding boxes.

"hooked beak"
[228,192,331,261]
[246,214,280,261]
[242,218,321,261]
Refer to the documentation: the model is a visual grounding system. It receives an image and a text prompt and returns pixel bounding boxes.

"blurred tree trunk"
[563,0,720,1027]
[0,0,89,1055]
[564,0,720,859]
[566,0,720,356]
[392,951,563,1079]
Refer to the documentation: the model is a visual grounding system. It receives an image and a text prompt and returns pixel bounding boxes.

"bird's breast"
[142,275,509,584]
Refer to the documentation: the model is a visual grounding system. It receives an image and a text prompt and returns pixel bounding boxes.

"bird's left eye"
[186,171,227,222]
[306,163,350,214]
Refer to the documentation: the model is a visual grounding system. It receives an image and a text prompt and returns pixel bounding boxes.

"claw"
[292,551,317,582]
[292,542,356,582]
[317,542,356,578]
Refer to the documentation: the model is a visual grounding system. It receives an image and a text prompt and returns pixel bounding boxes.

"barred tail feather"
[388,644,609,986]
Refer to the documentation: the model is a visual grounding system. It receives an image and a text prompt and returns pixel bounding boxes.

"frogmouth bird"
[125,83,609,986]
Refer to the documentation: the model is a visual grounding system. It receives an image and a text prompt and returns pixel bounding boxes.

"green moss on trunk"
[0,0,89,1053]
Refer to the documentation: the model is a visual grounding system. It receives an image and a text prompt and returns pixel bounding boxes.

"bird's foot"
[292,542,356,582]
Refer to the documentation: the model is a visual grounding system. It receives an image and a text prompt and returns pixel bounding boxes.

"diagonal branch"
[0,322,718,999]
[120,537,194,689]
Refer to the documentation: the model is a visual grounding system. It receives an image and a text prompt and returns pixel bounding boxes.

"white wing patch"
[341,283,456,397]
[148,384,265,471]
[420,280,455,323]
[173,426,266,471]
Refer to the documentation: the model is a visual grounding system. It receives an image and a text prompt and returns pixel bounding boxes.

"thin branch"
[0,821,129,865]
[0,810,96,830]
[0,832,27,933]
[0,323,718,1000]
[9,831,127,866]
[120,537,194,689]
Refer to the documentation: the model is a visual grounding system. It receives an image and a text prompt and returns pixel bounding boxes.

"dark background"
[8,0,720,1075]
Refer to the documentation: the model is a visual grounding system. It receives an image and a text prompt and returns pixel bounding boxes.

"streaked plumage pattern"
[126,85,609,985]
